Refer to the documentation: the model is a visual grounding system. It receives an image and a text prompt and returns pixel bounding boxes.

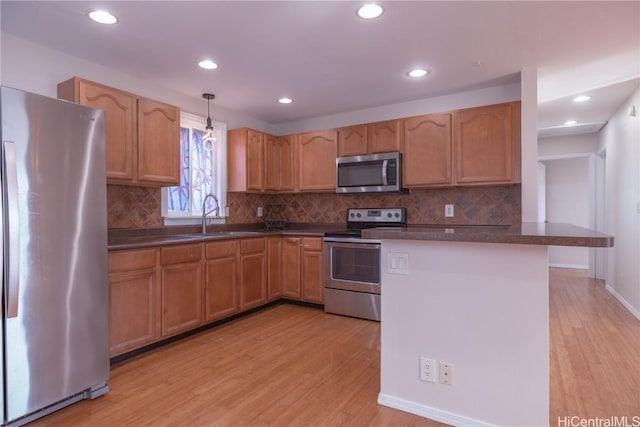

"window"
[162,112,227,224]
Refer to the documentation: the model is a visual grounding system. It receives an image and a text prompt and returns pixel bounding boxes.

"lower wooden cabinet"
[240,238,268,311]
[160,244,204,337]
[107,234,325,357]
[300,237,324,303]
[282,237,302,298]
[267,237,282,300]
[108,248,160,357]
[281,236,324,303]
[205,240,240,322]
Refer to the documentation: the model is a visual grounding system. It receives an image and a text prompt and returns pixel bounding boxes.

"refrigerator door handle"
[3,140,20,318]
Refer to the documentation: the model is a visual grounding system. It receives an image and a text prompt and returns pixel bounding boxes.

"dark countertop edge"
[361,223,614,248]
[108,227,337,251]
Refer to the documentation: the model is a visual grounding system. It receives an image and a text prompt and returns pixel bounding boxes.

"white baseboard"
[605,284,640,320]
[377,393,493,427]
[549,263,588,269]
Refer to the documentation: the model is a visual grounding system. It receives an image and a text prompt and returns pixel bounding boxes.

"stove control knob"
[395,213,400,218]
[387,213,392,218]
[349,213,355,218]
[356,213,362,218]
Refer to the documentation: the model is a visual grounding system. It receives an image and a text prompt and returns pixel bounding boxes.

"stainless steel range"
[324,207,406,321]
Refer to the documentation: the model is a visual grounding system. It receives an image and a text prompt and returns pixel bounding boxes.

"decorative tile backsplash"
[108,184,521,229]
[227,185,521,226]
[107,185,163,228]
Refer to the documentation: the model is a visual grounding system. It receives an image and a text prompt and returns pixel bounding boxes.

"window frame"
[161,111,227,225]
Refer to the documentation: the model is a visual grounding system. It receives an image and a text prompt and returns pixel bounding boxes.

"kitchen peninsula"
[362,223,613,426]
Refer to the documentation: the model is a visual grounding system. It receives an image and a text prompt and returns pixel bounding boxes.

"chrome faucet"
[202,193,220,234]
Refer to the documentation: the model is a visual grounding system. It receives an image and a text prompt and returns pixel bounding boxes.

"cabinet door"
[369,120,401,154]
[338,125,368,157]
[281,237,301,299]
[77,80,136,182]
[301,238,324,303]
[278,136,295,191]
[109,270,158,356]
[247,130,265,191]
[403,113,452,187]
[137,98,180,185]
[240,239,267,310]
[108,248,159,357]
[454,102,517,184]
[297,131,338,191]
[161,245,203,337]
[205,240,240,322]
[264,134,279,191]
[267,237,282,300]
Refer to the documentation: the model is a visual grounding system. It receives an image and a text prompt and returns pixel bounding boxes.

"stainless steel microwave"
[336,152,402,193]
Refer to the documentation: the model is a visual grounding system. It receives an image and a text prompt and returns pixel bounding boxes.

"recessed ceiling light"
[357,3,384,19]
[564,120,578,126]
[278,97,293,104]
[87,10,118,25]
[573,95,591,103]
[408,69,430,78]
[198,60,218,70]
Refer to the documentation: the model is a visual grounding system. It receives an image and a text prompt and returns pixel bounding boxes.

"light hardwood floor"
[29,268,639,426]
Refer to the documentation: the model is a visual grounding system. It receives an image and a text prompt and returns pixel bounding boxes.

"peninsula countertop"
[361,222,614,247]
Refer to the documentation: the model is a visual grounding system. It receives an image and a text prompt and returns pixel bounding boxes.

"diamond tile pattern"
[108,184,521,229]
[107,184,162,228]
[227,185,521,226]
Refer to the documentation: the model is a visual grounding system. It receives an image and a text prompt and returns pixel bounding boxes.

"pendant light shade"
[202,93,216,146]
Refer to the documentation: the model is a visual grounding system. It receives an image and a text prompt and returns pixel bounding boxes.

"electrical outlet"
[225,206,230,217]
[439,361,453,385]
[257,207,263,217]
[445,204,454,217]
[419,357,436,383]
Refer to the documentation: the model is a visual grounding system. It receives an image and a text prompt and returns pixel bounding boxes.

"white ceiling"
[1,1,639,132]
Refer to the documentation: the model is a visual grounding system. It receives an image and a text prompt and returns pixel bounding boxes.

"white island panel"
[378,239,549,426]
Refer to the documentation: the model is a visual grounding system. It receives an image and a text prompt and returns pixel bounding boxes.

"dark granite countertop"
[108,223,341,251]
[361,223,614,247]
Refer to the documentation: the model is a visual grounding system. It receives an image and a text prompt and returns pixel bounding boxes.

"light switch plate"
[388,252,409,275]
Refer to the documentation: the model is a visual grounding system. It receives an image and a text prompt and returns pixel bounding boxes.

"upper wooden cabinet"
[338,125,368,157]
[228,128,265,192]
[453,102,521,185]
[57,77,180,186]
[295,130,338,191]
[265,135,294,192]
[137,98,180,185]
[338,120,401,157]
[403,113,453,187]
[369,120,401,154]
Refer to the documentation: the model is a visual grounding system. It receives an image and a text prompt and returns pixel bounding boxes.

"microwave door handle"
[381,159,388,186]
[3,141,20,318]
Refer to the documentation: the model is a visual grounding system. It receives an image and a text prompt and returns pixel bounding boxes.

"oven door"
[324,239,381,294]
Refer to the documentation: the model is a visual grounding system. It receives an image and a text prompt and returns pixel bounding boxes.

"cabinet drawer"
[241,238,266,254]
[162,244,202,265]
[206,240,238,259]
[301,237,322,251]
[109,248,157,273]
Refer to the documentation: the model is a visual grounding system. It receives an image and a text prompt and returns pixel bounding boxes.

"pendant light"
[202,93,216,147]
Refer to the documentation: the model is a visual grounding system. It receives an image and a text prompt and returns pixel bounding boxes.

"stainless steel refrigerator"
[0,86,109,426]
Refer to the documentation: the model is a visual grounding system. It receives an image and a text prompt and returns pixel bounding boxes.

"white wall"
[0,32,271,132]
[598,86,640,318]
[538,133,599,157]
[379,240,549,426]
[544,157,591,268]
